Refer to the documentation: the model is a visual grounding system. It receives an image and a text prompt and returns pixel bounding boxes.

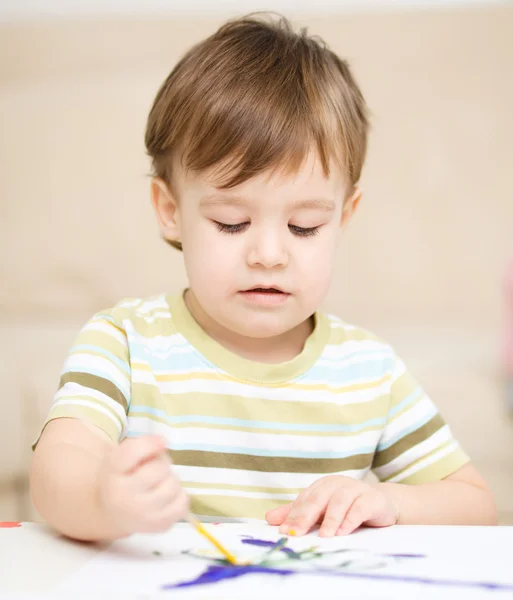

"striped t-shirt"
[36,292,469,520]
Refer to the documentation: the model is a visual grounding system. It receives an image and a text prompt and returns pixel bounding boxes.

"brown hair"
[145,13,369,250]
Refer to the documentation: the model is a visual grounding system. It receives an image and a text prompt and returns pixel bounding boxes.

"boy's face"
[152,153,359,340]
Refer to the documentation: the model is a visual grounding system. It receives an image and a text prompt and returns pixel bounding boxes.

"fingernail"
[319,528,334,538]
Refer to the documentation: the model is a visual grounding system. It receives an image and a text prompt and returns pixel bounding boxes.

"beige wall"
[1,7,512,520]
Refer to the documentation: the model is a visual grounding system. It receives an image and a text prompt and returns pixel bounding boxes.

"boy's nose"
[247,233,288,269]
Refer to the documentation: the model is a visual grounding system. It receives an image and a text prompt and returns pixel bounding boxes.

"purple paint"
[163,564,513,592]
[241,536,296,555]
[161,564,294,590]
[385,553,426,559]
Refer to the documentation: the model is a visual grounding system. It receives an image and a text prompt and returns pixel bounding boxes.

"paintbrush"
[186,514,241,565]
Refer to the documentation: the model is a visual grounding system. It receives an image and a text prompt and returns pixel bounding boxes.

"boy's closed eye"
[213,220,321,237]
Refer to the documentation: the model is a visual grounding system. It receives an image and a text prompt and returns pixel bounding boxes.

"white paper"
[55,524,513,599]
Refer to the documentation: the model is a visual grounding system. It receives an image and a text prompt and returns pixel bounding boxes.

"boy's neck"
[183,289,314,364]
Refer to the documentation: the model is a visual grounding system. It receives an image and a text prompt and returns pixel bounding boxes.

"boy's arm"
[30,418,128,541]
[379,463,497,525]
[30,418,187,542]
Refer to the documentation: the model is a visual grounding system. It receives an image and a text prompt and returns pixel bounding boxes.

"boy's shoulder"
[93,293,173,329]
[321,311,397,359]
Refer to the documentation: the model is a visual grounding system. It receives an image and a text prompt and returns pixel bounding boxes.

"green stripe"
[372,414,445,468]
[59,372,128,411]
[169,449,372,473]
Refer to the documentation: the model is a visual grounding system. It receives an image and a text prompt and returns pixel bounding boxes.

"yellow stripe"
[191,494,289,520]
[131,384,390,424]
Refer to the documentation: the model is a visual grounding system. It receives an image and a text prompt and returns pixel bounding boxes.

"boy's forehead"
[179,152,347,199]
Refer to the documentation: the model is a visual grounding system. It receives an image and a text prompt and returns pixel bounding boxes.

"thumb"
[114,435,167,474]
[265,503,292,526]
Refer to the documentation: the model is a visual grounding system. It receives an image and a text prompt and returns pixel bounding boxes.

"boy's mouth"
[242,286,287,294]
[238,286,291,306]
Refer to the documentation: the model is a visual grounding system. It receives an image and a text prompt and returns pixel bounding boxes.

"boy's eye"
[214,221,249,234]
[289,224,320,237]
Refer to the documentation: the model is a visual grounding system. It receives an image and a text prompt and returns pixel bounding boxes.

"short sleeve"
[371,355,469,484]
[32,312,130,447]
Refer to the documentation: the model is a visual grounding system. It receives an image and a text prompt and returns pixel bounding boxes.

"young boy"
[30,14,496,542]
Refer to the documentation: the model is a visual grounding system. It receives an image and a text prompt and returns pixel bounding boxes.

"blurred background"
[1,0,512,523]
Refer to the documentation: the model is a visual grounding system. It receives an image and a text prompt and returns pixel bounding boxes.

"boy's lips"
[238,286,291,306]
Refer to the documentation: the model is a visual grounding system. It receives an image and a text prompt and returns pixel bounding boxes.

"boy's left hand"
[265,475,399,537]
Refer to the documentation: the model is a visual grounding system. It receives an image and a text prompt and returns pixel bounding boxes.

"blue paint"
[161,564,294,589]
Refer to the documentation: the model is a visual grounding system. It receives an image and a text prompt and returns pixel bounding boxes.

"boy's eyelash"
[214,221,249,234]
[289,225,320,237]
[213,221,320,237]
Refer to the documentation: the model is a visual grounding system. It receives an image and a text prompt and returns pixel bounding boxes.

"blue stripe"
[128,405,387,433]
[71,345,130,375]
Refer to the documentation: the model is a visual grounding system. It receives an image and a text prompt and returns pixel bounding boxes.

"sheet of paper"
[55,523,513,599]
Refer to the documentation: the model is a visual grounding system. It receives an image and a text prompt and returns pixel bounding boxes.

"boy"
[30,14,496,542]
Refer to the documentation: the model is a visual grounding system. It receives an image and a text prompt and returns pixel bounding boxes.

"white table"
[1,522,513,599]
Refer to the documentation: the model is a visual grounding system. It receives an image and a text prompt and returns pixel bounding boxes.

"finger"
[114,435,167,474]
[132,457,172,491]
[280,487,331,536]
[319,489,361,537]
[148,476,184,511]
[266,503,292,526]
[336,494,374,536]
[140,490,190,533]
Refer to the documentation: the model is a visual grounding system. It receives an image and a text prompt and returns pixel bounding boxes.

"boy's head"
[145,14,369,340]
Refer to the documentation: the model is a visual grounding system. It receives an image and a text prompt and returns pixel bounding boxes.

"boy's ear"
[341,186,362,227]
[151,178,181,244]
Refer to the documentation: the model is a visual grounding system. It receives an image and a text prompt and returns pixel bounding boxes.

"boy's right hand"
[97,435,189,536]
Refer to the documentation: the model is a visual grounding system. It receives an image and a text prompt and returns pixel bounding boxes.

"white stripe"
[126,327,189,351]
[116,298,144,309]
[176,465,369,490]
[51,398,123,432]
[85,321,127,346]
[373,425,453,480]
[138,312,174,323]
[57,382,127,422]
[127,416,382,453]
[64,354,130,399]
[185,487,296,501]
[378,395,435,446]
[387,441,459,483]
[132,296,169,314]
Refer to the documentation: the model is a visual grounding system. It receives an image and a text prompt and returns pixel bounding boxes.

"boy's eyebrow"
[200,194,248,207]
[200,194,335,211]
[293,198,336,212]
